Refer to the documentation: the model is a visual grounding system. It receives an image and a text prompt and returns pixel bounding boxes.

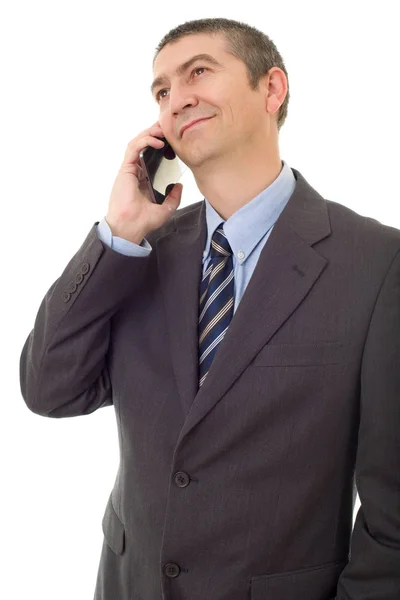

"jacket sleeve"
[19,223,152,418]
[334,248,400,599]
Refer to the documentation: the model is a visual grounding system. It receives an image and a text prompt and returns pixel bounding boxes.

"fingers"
[137,122,164,141]
[163,183,183,213]
[122,134,164,169]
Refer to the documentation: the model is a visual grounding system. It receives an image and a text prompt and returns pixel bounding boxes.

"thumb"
[164,182,183,214]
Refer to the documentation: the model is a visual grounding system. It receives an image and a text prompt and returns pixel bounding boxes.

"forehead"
[153,32,230,77]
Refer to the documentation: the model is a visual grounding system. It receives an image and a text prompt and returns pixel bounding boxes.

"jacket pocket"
[101,492,125,555]
[253,341,344,367]
[251,560,347,600]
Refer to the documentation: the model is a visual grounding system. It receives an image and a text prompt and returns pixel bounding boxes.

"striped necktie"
[198,223,235,387]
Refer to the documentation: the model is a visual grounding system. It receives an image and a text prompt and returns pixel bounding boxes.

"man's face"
[151,33,271,169]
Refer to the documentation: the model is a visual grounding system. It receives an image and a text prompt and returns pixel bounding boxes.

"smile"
[181,117,213,137]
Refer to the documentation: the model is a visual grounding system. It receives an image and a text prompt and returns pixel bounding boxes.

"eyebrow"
[150,53,223,97]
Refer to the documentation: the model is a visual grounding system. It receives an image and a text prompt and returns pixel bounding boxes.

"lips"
[180,117,213,137]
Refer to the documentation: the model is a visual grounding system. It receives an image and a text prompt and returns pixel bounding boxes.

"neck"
[192,142,283,220]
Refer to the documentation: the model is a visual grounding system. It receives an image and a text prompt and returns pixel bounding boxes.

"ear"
[265,67,287,116]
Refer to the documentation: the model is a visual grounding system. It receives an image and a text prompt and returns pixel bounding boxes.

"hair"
[153,17,290,132]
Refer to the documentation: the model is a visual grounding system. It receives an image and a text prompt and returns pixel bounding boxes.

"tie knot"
[210,224,232,258]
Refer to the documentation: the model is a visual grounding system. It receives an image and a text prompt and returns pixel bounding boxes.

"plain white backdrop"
[2,1,399,598]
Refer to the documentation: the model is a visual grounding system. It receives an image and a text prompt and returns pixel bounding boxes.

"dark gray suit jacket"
[20,168,400,600]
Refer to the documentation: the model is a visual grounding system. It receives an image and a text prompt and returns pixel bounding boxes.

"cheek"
[157,108,166,125]
[158,112,172,137]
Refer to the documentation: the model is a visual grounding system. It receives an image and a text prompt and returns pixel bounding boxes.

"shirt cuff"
[96,217,152,256]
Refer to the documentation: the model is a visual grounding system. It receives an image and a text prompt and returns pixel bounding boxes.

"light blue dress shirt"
[96,160,296,314]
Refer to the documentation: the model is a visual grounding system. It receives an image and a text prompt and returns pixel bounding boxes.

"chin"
[183,146,212,166]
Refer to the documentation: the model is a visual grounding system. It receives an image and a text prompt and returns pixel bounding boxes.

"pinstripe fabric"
[198,223,234,387]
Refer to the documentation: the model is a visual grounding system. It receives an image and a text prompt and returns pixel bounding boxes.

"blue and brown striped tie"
[198,223,234,387]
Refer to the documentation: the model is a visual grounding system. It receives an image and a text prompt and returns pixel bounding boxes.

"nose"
[168,82,199,117]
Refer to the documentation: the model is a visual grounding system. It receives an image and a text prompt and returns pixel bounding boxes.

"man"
[20,17,400,600]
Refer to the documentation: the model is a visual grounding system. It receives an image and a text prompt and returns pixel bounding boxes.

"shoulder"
[146,200,203,245]
[324,197,400,259]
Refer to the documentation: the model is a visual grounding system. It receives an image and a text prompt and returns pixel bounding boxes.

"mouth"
[180,116,213,138]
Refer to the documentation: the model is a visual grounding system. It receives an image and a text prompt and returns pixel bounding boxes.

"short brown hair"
[154,17,290,132]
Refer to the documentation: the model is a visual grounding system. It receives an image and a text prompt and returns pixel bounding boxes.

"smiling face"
[151,33,282,171]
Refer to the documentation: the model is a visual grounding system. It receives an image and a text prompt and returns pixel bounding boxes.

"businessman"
[20,17,400,600]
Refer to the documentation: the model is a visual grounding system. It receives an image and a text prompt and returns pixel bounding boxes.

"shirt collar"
[202,160,296,265]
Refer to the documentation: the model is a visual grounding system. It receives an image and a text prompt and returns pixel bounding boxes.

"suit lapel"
[157,168,332,442]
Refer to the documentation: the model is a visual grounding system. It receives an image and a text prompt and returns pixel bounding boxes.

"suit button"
[174,471,190,488]
[80,262,90,275]
[75,273,84,284]
[62,291,71,303]
[164,563,180,578]
[67,282,77,293]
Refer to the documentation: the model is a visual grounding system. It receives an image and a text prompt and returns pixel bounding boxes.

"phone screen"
[139,138,186,204]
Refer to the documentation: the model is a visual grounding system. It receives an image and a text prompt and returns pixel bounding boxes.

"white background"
[2,1,399,598]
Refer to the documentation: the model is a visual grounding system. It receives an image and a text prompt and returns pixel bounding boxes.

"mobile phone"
[139,137,186,204]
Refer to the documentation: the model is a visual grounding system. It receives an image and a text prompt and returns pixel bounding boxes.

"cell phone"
[138,137,186,204]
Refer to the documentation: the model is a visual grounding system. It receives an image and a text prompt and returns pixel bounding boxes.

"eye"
[156,89,168,102]
[155,66,208,102]
[193,66,207,77]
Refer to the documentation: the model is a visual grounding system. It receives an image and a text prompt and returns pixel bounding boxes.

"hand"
[106,122,183,243]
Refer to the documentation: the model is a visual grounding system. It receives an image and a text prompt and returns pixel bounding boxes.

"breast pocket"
[251,560,347,600]
[252,341,344,367]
